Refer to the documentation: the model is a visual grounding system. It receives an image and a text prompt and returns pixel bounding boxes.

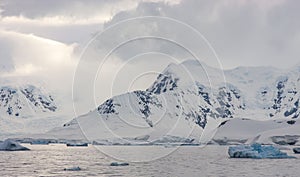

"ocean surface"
[1,144,299,177]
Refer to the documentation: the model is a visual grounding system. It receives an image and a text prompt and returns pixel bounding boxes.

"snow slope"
[248,120,300,145]
[212,118,299,145]
[0,79,73,138]
[0,85,57,118]
[55,60,299,143]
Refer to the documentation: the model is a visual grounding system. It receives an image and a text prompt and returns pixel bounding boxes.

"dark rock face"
[21,87,57,112]
[96,76,246,129]
[98,99,117,115]
[0,87,18,116]
[193,84,244,127]
[264,76,300,119]
[272,78,287,111]
[197,84,211,105]
[183,110,207,129]
[97,91,162,127]
[134,90,162,127]
[293,148,300,154]
[0,85,57,117]
[146,73,179,94]
[94,61,299,130]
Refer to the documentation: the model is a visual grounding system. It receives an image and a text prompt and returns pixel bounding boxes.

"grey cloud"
[102,0,300,69]
[0,38,14,72]
[1,0,299,111]
[0,0,131,18]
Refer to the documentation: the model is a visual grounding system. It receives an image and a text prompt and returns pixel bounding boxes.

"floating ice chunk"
[0,139,30,151]
[30,140,49,145]
[293,148,300,154]
[228,143,295,159]
[64,166,81,171]
[66,142,88,147]
[110,162,129,166]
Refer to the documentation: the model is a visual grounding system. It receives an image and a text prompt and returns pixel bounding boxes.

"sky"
[0,0,299,114]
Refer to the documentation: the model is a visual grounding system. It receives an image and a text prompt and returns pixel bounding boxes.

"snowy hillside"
[0,85,57,118]
[0,81,73,138]
[57,60,299,144]
[212,118,300,145]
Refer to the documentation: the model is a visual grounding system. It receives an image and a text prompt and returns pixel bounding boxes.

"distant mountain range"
[55,60,299,143]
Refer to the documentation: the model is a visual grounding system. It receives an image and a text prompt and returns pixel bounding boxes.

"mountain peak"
[0,84,57,118]
[58,59,300,143]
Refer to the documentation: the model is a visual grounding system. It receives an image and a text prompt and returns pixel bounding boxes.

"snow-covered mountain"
[0,85,57,118]
[56,60,299,143]
[0,81,73,138]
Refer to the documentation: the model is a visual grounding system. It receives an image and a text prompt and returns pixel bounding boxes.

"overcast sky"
[0,0,299,113]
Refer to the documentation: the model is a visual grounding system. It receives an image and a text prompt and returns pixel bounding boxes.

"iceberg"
[228,143,295,159]
[110,162,129,166]
[63,166,81,171]
[66,142,88,147]
[30,140,50,145]
[0,139,30,151]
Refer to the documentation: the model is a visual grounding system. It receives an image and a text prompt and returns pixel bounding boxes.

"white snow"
[2,59,299,145]
[0,79,75,138]
[247,120,300,145]
[46,59,300,144]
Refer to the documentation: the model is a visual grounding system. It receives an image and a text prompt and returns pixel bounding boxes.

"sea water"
[0,144,299,177]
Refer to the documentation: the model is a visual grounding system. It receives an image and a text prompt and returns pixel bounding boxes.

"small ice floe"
[30,140,49,145]
[110,162,129,166]
[0,139,30,151]
[293,148,300,154]
[63,166,81,171]
[66,143,88,147]
[228,143,295,159]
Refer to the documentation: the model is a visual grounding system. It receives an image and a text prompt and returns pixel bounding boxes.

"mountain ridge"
[58,59,299,143]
